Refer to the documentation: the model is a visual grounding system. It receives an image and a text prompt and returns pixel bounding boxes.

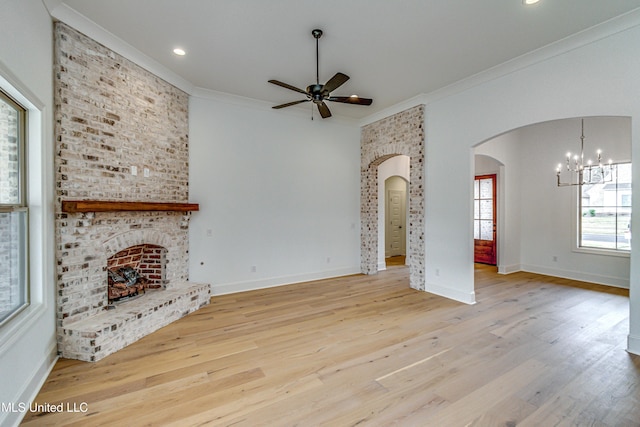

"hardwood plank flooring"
[21,264,639,426]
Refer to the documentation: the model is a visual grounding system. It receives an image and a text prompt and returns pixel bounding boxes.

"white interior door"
[387,189,406,257]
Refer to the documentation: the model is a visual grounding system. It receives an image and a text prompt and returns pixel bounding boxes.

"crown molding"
[359,7,640,127]
[42,0,194,95]
[424,7,640,104]
[39,0,359,126]
[43,1,640,127]
[192,86,360,126]
[358,94,428,127]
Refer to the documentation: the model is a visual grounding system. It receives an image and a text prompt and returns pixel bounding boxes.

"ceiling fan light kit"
[269,29,373,119]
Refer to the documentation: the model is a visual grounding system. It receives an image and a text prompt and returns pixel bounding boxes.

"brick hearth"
[60,282,210,362]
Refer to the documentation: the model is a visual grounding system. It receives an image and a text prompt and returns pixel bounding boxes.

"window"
[0,89,28,325]
[580,163,631,252]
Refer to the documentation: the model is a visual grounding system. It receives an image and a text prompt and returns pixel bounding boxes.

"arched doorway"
[360,105,425,290]
[378,155,410,269]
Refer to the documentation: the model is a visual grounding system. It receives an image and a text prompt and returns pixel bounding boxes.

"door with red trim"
[474,174,497,265]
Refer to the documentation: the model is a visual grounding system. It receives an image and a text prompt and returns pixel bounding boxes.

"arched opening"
[360,105,425,290]
[377,155,410,269]
[472,116,631,289]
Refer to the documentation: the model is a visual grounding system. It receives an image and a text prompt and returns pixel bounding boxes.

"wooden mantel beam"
[61,200,200,213]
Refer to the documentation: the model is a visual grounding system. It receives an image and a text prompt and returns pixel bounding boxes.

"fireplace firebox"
[107,244,166,304]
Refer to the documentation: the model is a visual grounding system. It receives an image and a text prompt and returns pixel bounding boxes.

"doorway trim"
[360,105,425,290]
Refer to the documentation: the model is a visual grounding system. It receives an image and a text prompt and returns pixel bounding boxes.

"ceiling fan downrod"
[312,29,322,85]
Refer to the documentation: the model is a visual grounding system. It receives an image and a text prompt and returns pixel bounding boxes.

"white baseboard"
[519,264,629,289]
[628,334,640,356]
[627,334,640,356]
[498,264,522,274]
[212,266,361,296]
[425,282,476,305]
[3,343,58,427]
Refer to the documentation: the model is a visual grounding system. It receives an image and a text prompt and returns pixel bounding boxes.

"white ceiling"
[50,0,640,120]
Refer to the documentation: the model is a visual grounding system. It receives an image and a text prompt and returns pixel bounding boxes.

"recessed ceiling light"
[523,0,540,5]
[173,48,186,56]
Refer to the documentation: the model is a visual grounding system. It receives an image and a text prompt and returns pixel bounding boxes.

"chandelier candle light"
[556,119,614,187]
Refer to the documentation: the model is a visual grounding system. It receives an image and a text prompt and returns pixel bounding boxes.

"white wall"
[474,154,501,176]
[0,1,56,426]
[424,23,640,353]
[188,95,361,295]
[377,155,410,269]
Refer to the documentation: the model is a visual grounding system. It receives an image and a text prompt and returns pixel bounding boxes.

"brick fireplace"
[57,224,210,362]
[54,23,210,362]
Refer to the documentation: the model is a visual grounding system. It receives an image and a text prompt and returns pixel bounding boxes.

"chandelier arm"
[556,118,615,187]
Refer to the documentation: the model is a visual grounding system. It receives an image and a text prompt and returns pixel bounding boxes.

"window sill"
[573,246,631,258]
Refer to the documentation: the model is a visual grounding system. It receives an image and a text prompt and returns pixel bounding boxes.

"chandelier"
[556,119,613,187]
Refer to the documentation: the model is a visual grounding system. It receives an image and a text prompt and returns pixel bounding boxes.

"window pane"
[580,163,631,251]
[0,96,20,205]
[480,179,492,199]
[480,220,493,241]
[474,200,480,220]
[480,200,493,220]
[474,220,479,240]
[0,210,28,323]
[1,89,28,325]
[581,213,616,250]
[617,163,632,186]
[618,207,631,251]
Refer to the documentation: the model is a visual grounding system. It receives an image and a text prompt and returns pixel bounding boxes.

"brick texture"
[360,105,425,290]
[107,243,166,299]
[54,23,209,361]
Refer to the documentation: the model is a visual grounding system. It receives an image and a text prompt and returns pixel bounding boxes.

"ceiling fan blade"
[317,101,332,118]
[268,79,308,95]
[327,96,373,106]
[272,99,309,109]
[323,72,350,93]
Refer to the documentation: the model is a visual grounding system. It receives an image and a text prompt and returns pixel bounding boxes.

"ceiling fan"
[268,29,373,119]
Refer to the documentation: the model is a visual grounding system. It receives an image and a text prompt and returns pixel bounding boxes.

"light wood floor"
[23,265,639,426]
[385,255,406,267]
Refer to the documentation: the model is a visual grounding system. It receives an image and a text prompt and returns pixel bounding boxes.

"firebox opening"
[107,244,167,305]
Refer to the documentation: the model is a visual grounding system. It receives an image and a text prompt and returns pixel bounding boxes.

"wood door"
[474,174,497,265]
[387,189,406,257]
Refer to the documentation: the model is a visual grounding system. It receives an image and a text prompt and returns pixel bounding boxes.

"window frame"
[0,88,30,327]
[573,162,632,258]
